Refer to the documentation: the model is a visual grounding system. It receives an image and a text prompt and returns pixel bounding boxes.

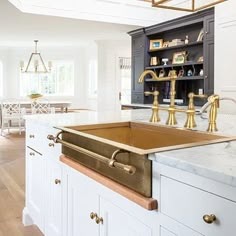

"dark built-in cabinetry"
[128,8,214,106]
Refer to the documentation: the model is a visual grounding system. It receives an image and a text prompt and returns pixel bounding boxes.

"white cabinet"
[66,169,99,236]
[24,120,63,235]
[153,162,236,236]
[26,147,45,232]
[65,167,153,236]
[45,160,63,236]
[99,197,152,236]
[161,176,236,236]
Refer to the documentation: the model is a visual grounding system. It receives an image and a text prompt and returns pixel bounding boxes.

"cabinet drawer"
[26,122,46,153]
[161,176,236,236]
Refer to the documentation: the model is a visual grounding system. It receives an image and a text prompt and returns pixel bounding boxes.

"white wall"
[0,43,97,109]
[215,0,236,113]
[96,40,131,112]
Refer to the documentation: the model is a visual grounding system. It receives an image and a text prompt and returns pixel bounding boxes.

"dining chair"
[31,98,55,114]
[1,99,26,135]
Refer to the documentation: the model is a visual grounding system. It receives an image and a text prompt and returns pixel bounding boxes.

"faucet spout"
[138,70,177,83]
[138,69,178,125]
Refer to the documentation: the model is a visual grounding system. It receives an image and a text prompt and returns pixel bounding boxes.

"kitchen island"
[23,109,236,236]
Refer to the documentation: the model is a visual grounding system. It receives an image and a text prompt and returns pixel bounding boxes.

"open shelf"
[145,76,204,82]
[146,62,203,70]
[148,41,203,53]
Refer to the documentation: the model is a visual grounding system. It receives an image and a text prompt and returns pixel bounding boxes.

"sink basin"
[59,121,235,155]
[55,121,235,197]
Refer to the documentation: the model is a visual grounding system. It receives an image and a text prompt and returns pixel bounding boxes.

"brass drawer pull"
[90,212,103,224]
[54,179,61,185]
[95,216,103,225]
[203,214,216,224]
[48,143,54,147]
[90,212,97,220]
[29,134,35,138]
[29,152,35,156]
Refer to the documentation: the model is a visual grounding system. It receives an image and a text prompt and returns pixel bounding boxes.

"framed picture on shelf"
[172,51,186,64]
[149,39,163,50]
[197,28,204,41]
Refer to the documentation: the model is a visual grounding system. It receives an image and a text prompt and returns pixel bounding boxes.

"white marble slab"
[25,109,236,187]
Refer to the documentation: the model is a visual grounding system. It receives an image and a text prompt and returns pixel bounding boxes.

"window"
[20,61,74,96]
[0,61,3,97]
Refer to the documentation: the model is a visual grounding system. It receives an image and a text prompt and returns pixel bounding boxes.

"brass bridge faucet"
[139,70,178,125]
[138,69,220,132]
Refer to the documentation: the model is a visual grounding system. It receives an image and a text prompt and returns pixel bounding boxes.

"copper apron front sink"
[54,121,235,197]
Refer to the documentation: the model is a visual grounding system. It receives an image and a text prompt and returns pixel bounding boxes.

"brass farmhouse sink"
[59,121,235,155]
[54,122,235,197]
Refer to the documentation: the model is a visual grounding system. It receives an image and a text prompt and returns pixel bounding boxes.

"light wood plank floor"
[0,131,43,236]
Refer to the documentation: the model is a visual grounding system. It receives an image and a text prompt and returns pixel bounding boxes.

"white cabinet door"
[67,170,99,236]
[100,197,152,236]
[45,160,62,236]
[26,147,45,233]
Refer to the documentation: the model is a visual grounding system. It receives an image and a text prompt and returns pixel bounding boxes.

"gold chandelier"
[151,0,226,12]
[20,40,52,73]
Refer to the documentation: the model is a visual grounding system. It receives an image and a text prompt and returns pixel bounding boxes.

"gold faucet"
[139,70,178,125]
[184,93,207,129]
[206,94,220,132]
[138,69,220,132]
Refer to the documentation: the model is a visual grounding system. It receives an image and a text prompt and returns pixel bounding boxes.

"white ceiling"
[0,0,140,47]
[1,0,187,47]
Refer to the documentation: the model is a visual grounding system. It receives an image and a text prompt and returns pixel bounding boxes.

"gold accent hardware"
[90,212,103,224]
[109,149,136,175]
[144,90,160,122]
[151,0,226,12]
[48,132,136,175]
[54,179,61,185]
[29,152,35,156]
[184,93,207,129]
[139,70,178,125]
[95,216,103,225]
[48,143,54,147]
[29,134,35,138]
[203,214,216,224]
[207,95,220,132]
[138,69,222,131]
[90,212,97,220]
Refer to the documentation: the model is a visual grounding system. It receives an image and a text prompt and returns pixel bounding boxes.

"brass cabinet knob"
[95,216,103,225]
[48,143,54,147]
[90,212,97,220]
[54,179,61,185]
[29,134,35,138]
[29,152,35,156]
[203,214,216,224]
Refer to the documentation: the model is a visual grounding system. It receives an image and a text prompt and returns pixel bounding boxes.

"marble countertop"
[25,109,236,187]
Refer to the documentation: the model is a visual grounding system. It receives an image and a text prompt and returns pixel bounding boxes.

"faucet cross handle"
[184,92,207,129]
[144,90,160,123]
